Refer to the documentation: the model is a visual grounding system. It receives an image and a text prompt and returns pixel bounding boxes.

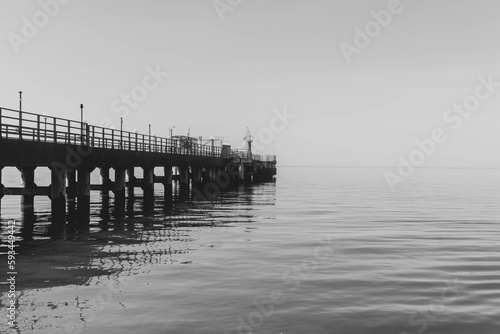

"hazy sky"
[1,0,500,167]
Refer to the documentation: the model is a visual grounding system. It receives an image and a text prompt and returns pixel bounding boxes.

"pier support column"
[51,167,66,232]
[20,166,36,240]
[100,167,110,221]
[178,166,189,201]
[113,168,126,217]
[127,167,135,198]
[127,167,135,215]
[66,170,76,229]
[208,167,216,182]
[164,166,172,205]
[192,166,202,191]
[20,166,35,213]
[77,168,91,229]
[100,168,111,197]
[191,166,204,201]
[238,163,245,184]
[142,167,154,214]
[253,167,261,183]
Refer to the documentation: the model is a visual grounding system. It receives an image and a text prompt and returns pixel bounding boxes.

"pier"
[0,106,276,232]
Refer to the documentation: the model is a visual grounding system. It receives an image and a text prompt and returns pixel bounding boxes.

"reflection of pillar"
[77,168,90,229]
[20,166,35,240]
[51,166,66,231]
[179,166,189,201]
[164,166,172,204]
[143,167,154,214]
[114,168,126,217]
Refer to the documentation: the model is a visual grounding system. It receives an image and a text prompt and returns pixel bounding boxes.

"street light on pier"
[80,104,84,145]
[120,117,123,149]
[19,91,22,111]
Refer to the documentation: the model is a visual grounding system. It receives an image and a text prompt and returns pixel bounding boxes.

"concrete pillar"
[253,167,261,183]
[127,167,135,215]
[178,166,189,201]
[127,167,135,198]
[208,167,216,182]
[20,166,36,240]
[100,167,110,221]
[191,166,202,197]
[77,168,91,229]
[164,166,172,204]
[238,163,245,183]
[114,168,126,217]
[100,168,110,197]
[142,167,154,214]
[20,166,35,213]
[192,166,202,185]
[66,170,76,230]
[51,167,66,231]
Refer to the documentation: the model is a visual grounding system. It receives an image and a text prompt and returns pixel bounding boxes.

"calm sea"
[0,166,499,334]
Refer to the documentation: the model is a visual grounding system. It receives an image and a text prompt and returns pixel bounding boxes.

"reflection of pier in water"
[0,184,265,333]
[0,106,277,237]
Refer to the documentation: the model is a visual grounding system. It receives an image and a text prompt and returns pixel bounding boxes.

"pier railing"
[231,150,276,163]
[0,107,224,157]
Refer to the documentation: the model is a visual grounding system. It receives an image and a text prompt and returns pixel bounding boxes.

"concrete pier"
[0,106,277,230]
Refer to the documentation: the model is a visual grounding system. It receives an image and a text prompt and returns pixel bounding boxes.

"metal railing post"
[85,123,90,146]
[53,118,57,143]
[19,109,22,140]
[37,115,40,141]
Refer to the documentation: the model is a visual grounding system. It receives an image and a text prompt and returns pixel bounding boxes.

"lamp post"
[19,91,23,139]
[169,126,175,138]
[120,117,123,149]
[80,104,84,145]
[148,124,151,151]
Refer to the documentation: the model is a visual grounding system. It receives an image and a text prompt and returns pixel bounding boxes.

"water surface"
[1,167,499,333]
